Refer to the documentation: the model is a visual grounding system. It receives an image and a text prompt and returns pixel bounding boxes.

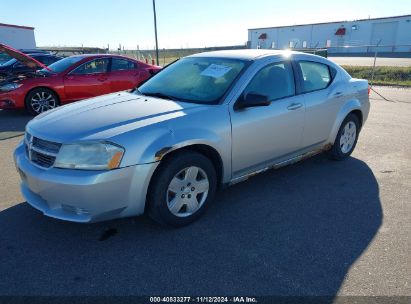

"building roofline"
[248,14,411,31]
[0,23,35,30]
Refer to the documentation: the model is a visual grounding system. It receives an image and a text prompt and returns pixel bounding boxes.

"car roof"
[27,53,58,57]
[69,54,135,59]
[188,49,298,60]
[188,49,327,62]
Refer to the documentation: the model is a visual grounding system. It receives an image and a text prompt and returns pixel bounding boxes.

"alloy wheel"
[30,91,57,114]
[340,121,357,154]
[166,166,209,217]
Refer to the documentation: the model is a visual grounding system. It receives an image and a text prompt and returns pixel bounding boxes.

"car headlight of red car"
[0,82,23,92]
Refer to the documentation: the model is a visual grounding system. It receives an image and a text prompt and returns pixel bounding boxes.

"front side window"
[138,57,247,104]
[72,58,109,75]
[298,61,331,93]
[111,58,136,71]
[243,62,295,101]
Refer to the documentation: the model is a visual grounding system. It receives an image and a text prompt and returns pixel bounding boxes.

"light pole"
[152,0,159,65]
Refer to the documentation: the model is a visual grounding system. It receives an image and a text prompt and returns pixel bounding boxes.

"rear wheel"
[25,88,59,116]
[327,113,360,160]
[147,151,217,227]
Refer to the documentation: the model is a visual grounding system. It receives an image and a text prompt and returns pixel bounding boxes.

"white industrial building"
[248,15,411,55]
[0,22,36,49]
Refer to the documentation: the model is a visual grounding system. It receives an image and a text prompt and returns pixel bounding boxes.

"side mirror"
[235,93,271,110]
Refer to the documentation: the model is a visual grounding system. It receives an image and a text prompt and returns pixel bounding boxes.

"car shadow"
[0,155,382,298]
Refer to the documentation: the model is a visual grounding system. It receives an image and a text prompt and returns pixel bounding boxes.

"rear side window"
[298,61,331,93]
[72,58,109,75]
[111,58,137,71]
[244,62,295,101]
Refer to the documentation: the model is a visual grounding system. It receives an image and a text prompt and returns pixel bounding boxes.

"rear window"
[298,61,331,93]
[111,58,137,71]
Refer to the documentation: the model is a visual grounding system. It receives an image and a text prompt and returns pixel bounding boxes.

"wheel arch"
[24,86,61,106]
[328,99,363,144]
[155,144,225,188]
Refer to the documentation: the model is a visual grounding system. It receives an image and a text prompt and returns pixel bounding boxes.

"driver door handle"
[287,103,303,111]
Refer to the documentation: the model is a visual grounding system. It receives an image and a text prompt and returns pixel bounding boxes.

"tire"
[25,88,59,116]
[327,113,360,160]
[147,150,217,227]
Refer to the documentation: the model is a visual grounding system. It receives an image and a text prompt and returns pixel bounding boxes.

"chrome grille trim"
[32,137,61,154]
[24,132,61,169]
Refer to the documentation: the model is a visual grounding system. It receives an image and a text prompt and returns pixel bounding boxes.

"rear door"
[109,58,142,92]
[295,60,341,148]
[63,58,111,101]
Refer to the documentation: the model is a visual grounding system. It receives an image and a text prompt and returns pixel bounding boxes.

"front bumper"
[14,141,158,223]
[0,89,22,109]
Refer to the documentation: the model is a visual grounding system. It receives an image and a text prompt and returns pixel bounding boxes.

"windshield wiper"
[138,91,179,101]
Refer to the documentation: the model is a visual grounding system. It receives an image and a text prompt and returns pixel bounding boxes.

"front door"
[230,61,305,178]
[63,58,111,101]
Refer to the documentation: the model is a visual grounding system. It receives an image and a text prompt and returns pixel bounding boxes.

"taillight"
[368,86,371,96]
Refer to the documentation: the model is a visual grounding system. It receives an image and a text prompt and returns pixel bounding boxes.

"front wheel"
[25,88,59,116]
[327,113,360,160]
[147,151,217,227]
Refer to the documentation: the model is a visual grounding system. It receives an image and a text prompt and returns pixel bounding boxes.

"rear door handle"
[333,91,343,97]
[287,103,303,111]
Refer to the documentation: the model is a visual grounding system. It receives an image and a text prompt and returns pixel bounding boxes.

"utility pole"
[152,0,159,65]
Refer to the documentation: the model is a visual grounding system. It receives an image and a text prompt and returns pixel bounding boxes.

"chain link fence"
[326,44,411,102]
[114,44,411,103]
[115,44,411,86]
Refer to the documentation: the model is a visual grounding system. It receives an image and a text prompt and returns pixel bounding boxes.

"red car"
[0,44,161,115]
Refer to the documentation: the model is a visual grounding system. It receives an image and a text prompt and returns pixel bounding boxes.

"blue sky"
[1,0,410,49]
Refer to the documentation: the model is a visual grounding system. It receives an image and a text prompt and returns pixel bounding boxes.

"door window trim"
[234,60,297,107]
[108,57,138,72]
[69,58,109,75]
[294,60,336,94]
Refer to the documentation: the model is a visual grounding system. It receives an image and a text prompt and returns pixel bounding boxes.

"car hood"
[0,43,50,71]
[27,92,209,142]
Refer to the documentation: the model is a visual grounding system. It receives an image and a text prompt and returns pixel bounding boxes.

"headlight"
[54,142,124,170]
[0,83,23,92]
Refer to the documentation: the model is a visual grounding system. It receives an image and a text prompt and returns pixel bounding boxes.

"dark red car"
[0,44,161,115]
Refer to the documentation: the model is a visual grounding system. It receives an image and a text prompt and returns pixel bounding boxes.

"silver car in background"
[14,50,370,226]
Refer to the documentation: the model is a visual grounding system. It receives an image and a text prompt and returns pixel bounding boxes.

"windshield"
[41,56,83,73]
[138,57,247,104]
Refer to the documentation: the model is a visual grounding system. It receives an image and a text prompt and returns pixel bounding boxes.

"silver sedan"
[14,50,370,226]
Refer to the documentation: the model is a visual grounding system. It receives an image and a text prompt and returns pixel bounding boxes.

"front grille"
[31,150,56,168]
[32,137,61,154]
[25,133,61,169]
